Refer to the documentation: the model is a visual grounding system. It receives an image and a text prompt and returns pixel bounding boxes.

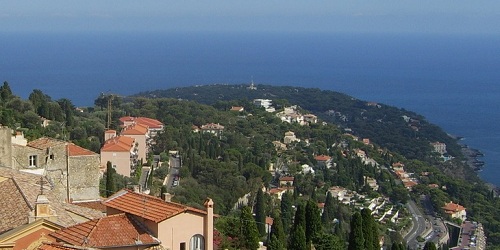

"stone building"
[0,126,101,202]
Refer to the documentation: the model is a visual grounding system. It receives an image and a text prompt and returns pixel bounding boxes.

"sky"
[1,1,499,34]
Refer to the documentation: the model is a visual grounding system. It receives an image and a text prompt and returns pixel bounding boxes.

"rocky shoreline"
[461,144,499,194]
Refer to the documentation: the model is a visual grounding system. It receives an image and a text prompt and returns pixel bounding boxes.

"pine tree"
[315,232,343,250]
[255,188,266,237]
[105,161,116,197]
[305,199,322,244]
[348,212,364,250]
[239,206,260,250]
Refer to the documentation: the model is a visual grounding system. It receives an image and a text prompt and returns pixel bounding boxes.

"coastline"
[460,144,499,193]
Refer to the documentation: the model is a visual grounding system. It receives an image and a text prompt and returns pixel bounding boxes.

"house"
[102,189,214,250]
[253,99,274,112]
[272,141,287,151]
[200,123,225,137]
[0,127,101,202]
[0,219,64,250]
[100,136,138,177]
[120,123,149,162]
[230,106,244,112]
[303,114,318,124]
[0,168,103,237]
[49,213,161,249]
[279,176,294,187]
[431,142,447,155]
[283,131,300,144]
[267,187,292,200]
[301,164,315,175]
[442,201,467,221]
[314,155,332,169]
[119,116,164,137]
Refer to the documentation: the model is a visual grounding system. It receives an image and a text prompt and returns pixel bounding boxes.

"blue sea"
[1,31,499,185]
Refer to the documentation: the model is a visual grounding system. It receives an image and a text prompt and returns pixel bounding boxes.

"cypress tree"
[305,199,322,244]
[361,208,375,250]
[292,202,306,233]
[280,191,293,234]
[322,192,335,228]
[288,225,307,250]
[239,206,260,250]
[105,161,116,197]
[267,215,286,250]
[348,212,364,250]
[255,188,266,237]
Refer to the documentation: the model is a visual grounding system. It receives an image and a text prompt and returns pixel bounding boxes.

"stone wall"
[69,155,101,201]
[0,126,12,168]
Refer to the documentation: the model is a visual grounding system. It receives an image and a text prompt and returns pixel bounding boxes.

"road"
[404,200,427,250]
[166,155,181,191]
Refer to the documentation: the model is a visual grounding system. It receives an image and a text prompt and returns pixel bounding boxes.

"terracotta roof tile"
[68,143,97,157]
[27,137,66,150]
[314,155,331,161]
[72,200,106,213]
[50,213,160,248]
[101,136,135,152]
[0,177,32,233]
[0,168,104,232]
[38,242,85,250]
[103,189,207,223]
[442,201,465,213]
[121,123,149,135]
[119,117,164,129]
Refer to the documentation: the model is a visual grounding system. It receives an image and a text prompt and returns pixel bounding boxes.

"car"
[172,180,179,187]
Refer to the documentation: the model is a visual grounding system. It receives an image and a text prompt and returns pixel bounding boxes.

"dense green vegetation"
[2,81,500,248]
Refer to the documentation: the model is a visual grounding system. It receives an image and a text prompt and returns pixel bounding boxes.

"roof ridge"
[11,177,34,210]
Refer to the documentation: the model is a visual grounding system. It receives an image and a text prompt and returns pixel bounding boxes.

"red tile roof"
[121,123,149,135]
[103,189,207,223]
[38,242,85,250]
[119,117,164,129]
[314,155,331,161]
[101,136,135,152]
[279,176,294,182]
[68,143,98,157]
[442,201,466,213]
[50,213,159,248]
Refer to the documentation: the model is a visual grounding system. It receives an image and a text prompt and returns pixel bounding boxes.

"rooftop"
[103,189,207,223]
[50,213,160,248]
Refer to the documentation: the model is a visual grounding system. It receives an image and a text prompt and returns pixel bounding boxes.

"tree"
[267,214,286,250]
[348,212,364,250]
[255,188,266,237]
[288,225,307,250]
[305,199,322,244]
[239,206,260,250]
[423,242,437,250]
[105,161,116,197]
[280,191,293,234]
[315,232,343,250]
[322,192,335,227]
[361,208,378,250]
[0,81,13,102]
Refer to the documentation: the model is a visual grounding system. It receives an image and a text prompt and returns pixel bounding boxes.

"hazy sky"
[1,1,499,34]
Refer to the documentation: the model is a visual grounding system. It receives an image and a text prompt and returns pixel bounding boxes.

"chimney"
[104,130,117,141]
[204,198,214,250]
[163,193,172,202]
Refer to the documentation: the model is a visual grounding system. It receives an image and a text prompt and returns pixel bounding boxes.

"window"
[180,242,186,250]
[29,155,37,167]
[189,234,204,250]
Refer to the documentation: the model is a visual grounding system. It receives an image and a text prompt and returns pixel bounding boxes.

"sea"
[1,31,499,186]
